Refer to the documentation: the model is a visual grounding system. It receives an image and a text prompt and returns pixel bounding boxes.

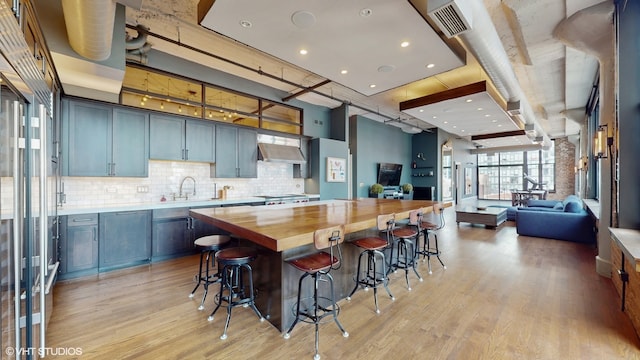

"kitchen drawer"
[66,213,98,226]
[152,207,189,220]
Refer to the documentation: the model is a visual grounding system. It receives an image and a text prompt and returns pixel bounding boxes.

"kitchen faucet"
[178,176,196,200]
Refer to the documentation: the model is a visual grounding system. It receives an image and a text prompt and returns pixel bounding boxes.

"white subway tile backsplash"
[59,160,305,208]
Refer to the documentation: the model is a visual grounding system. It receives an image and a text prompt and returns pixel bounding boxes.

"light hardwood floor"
[48,207,640,359]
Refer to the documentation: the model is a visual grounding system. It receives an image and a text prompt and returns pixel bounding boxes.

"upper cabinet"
[62,100,149,177]
[149,114,215,162]
[213,125,257,178]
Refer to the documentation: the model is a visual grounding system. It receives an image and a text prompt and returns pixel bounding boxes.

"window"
[478,144,556,201]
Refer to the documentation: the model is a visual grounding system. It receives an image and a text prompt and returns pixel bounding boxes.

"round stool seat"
[216,247,258,265]
[194,235,231,250]
[392,227,417,239]
[352,236,388,251]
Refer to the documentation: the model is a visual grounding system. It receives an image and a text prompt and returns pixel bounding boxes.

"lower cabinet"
[152,208,192,260]
[152,207,220,261]
[99,210,151,271]
[58,205,236,279]
[59,214,99,278]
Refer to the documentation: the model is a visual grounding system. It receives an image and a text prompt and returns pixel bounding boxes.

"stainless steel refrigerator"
[0,2,58,358]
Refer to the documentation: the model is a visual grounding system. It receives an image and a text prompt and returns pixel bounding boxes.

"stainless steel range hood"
[258,143,306,164]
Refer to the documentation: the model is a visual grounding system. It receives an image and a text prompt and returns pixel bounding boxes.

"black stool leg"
[326,272,348,337]
[220,265,235,340]
[207,264,226,322]
[346,251,366,299]
[189,250,206,298]
[373,249,395,305]
[283,272,310,338]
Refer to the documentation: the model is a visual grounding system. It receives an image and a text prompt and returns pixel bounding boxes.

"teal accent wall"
[349,115,412,198]
[306,138,349,200]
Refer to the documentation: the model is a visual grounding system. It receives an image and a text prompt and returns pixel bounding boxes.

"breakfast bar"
[189,198,439,331]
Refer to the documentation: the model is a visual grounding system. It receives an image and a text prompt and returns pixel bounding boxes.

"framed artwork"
[326,157,346,182]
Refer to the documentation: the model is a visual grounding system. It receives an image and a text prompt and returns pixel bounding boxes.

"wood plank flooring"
[47,208,640,359]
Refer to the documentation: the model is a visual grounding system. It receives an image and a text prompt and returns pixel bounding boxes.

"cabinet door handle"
[111,162,116,176]
[72,218,94,223]
[185,149,189,160]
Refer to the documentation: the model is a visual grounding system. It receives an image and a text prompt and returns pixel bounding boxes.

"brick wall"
[549,137,576,201]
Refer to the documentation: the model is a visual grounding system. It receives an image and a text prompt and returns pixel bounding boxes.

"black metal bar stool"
[207,246,264,340]
[415,203,447,274]
[388,210,422,290]
[346,213,395,314]
[189,235,232,310]
[283,224,349,360]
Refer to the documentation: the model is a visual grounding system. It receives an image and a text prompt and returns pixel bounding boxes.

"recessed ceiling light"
[418,109,424,112]
[477,107,483,111]
[369,84,376,88]
[401,41,410,48]
[432,115,437,118]
[491,119,497,123]
[485,114,491,117]
[299,49,308,55]
[426,63,435,68]
[239,20,252,28]
[443,121,448,124]
[340,69,348,74]
[360,8,372,17]
[465,99,473,103]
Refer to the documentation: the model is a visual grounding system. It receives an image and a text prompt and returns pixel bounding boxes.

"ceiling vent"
[507,100,521,116]
[427,0,473,38]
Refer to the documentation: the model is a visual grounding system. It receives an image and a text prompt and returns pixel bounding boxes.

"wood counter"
[189,198,440,252]
[189,198,442,332]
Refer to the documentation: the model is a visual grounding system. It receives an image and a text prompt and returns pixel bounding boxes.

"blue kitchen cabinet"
[59,214,99,278]
[62,100,148,177]
[99,210,151,271]
[149,114,215,162]
[213,125,257,178]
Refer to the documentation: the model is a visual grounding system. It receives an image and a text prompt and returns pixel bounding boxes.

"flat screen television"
[377,162,402,187]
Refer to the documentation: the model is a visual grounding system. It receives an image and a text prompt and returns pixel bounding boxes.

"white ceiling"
[117,0,603,150]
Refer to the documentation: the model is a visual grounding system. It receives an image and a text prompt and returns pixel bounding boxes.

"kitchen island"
[190,198,440,332]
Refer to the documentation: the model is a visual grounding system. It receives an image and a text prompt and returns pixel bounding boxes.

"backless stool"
[207,246,264,340]
[415,203,446,274]
[189,235,232,310]
[388,211,422,290]
[283,224,349,360]
[346,213,395,314]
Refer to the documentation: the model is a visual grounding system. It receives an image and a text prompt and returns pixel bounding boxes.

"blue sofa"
[515,195,596,243]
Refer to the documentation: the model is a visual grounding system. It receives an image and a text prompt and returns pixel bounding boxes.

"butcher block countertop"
[190,198,444,252]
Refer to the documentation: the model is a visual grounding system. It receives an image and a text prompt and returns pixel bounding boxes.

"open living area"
[2,0,640,359]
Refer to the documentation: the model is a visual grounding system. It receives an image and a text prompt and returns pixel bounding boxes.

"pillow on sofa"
[564,200,582,213]
[553,202,564,210]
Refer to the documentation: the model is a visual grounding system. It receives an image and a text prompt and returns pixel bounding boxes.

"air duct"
[61,0,117,61]
[430,0,551,148]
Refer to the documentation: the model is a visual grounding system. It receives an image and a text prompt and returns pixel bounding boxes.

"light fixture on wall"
[576,156,588,172]
[594,124,613,159]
